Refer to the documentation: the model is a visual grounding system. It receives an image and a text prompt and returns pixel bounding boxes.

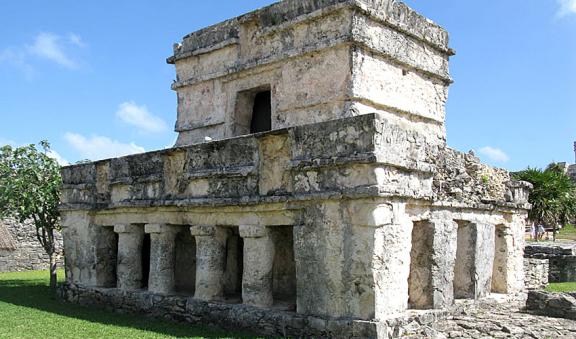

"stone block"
[145,224,177,234]
[114,224,142,234]
[56,0,533,336]
[189,225,215,237]
[239,225,268,238]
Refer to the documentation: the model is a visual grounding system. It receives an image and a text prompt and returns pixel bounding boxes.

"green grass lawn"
[0,270,246,338]
[556,224,576,241]
[545,282,576,293]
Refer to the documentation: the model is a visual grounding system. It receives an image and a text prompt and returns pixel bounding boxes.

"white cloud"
[64,132,145,161]
[67,33,86,48]
[1,32,85,75]
[478,146,510,163]
[558,0,576,16]
[116,101,168,134]
[0,48,34,78]
[46,149,69,166]
[27,32,79,69]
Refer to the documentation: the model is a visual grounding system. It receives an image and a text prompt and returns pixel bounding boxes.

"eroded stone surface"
[525,242,576,283]
[58,1,533,337]
[422,301,576,339]
[0,218,63,272]
[524,258,549,290]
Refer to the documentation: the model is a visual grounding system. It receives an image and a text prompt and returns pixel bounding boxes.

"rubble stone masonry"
[58,1,532,337]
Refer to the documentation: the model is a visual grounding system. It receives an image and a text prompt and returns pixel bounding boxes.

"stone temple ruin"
[59,0,532,337]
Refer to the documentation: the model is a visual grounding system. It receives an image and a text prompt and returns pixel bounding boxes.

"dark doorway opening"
[224,228,244,303]
[142,233,151,289]
[96,227,118,288]
[250,91,271,134]
[271,226,297,311]
[174,230,197,295]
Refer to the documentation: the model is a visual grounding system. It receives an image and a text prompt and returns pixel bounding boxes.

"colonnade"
[408,219,511,310]
[112,223,280,308]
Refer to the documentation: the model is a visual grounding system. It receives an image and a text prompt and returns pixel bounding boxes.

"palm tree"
[514,163,576,241]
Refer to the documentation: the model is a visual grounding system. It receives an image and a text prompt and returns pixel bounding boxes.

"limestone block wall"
[0,218,63,272]
[524,258,549,290]
[569,164,576,182]
[525,243,576,283]
[58,1,534,336]
[60,114,530,327]
[168,0,453,146]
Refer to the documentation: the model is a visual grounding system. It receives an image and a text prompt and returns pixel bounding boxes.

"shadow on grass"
[0,277,250,338]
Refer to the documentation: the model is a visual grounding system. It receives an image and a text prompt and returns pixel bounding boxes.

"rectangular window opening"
[250,90,271,134]
[234,86,272,136]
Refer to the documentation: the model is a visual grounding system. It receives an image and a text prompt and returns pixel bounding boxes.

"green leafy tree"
[514,163,576,241]
[0,141,62,287]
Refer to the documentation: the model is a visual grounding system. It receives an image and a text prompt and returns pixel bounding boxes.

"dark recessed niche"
[250,90,272,134]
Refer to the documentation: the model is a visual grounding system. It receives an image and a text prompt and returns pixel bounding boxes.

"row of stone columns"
[409,219,504,310]
[112,223,277,308]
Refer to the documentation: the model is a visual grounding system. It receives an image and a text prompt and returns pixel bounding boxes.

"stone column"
[504,213,528,294]
[492,225,509,293]
[114,224,144,290]
[473,222,496,299]
[429,217,458,308]
[145,224,179,294]
[190,225,228,301]
[240,225,275,308]
[454,221,495,299]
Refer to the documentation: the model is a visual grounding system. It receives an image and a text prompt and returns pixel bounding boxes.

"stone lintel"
[348,202,394,227]
[190,225,216,237]
[145,223,179,234]
[239,225,269,238]
[114,224,143,234]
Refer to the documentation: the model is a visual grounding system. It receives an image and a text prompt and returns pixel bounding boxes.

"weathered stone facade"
[59,1,531,337]
[524,258,549,290]
[0,218,63,272]
[570,164,576,182]
[559,162,576,183]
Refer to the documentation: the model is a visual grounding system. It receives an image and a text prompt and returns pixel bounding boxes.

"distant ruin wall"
[568,164,576,183]
[0,218,63,272]
[524,258,549,290]
[525,243,576,283]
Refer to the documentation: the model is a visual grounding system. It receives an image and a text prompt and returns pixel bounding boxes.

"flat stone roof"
[167,0,451,64]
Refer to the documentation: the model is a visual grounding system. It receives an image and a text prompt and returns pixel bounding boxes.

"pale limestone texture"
[167,0,453,147]
[0,218,63,272]
[58,1,532,338]
[524,258,549,290]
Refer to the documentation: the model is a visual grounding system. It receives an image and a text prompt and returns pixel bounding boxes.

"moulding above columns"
[145,223,180,234]
[113,224,143,234]
[239,225,269,238]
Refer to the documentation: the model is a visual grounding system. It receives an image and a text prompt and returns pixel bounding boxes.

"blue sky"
[0,1,575,171]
